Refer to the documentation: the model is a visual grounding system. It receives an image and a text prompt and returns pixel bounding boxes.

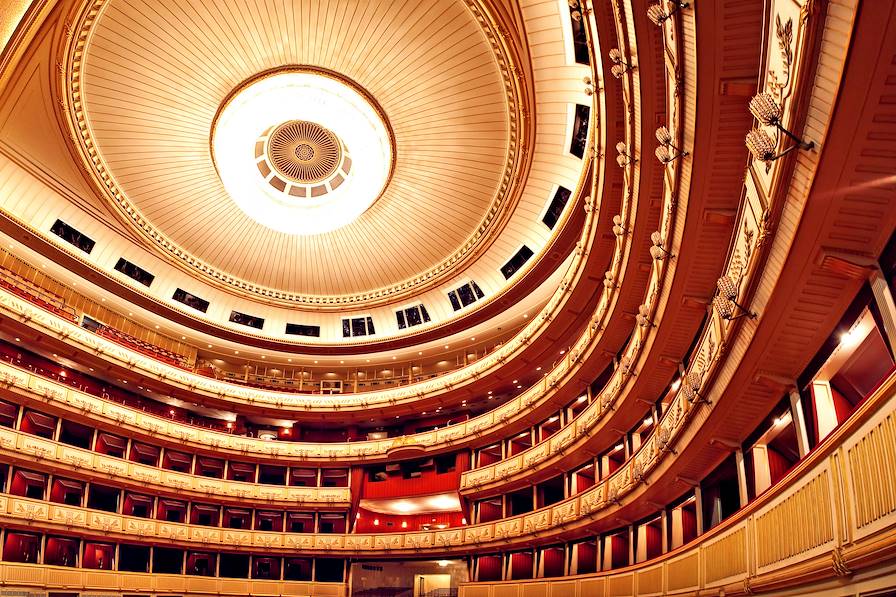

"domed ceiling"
[69,0,522,306]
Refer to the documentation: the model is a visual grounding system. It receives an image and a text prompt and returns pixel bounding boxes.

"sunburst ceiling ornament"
[255,120,352,199]
[212,69,392,235]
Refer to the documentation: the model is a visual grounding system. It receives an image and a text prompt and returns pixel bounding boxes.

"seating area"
[89,318,191,368]
[0,268,77,322]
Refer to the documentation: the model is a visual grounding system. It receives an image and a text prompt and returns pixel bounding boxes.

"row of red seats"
[0,276,77,322]
[95,325,189,368]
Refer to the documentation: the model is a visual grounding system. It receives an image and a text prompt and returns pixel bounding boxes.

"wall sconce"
[603,271,618,289]
[568,0,590,21]
[609,48,634,79]
[746,93,814,162]
[681,372,710,405]
[619,355,636,376]
[612,214,628,236]
[615,141,636,167]
[649,230,674,260]
[647,1,689,26]
[636,304,655,328]
[713,275,756,320]
[583,76,596,96]
[655,126,688,164]
[656,426,676,454]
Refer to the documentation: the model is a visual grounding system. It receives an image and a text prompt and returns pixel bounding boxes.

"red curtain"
[510,552,533,580]
[576,541,597,574]
[645,523,662,559]
[477,555,502,581]
[542,547,565,577]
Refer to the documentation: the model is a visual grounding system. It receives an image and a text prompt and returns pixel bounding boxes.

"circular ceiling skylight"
[212,69,393,235]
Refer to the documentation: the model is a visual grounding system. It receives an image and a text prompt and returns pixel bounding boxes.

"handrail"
[0,427,350,508]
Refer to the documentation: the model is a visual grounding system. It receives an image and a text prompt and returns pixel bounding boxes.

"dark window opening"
[568,5,590,64]
[570,104,590,158]
[114,258,155,287]
[152,547,183,574]
[343,316,375,337]
[315,558,345,582]
[396,304,431,329]
[51,219,95,254]
[219,553,250,578]
[286,323,321,337]
[501,245,534,279]
[449,281,485,311]
[87,484,119,513]
[543,186,572,229]
[118,544,150,573]
[229,310,264,329]
[172,288,209,313]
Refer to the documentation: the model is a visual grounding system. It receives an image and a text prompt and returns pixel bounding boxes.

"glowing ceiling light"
[427,495,460,510]
[212,70,392,235]
[393,501,417,513]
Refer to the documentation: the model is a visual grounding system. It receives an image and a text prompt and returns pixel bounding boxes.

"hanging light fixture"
[746,93,814,162]
[647,1,689,26]
[655,125,688,164]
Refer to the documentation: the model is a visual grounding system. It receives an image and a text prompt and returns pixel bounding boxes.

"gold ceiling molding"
[57,0,536,310]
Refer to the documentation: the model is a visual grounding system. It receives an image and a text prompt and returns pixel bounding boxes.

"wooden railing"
[459,372,896,595]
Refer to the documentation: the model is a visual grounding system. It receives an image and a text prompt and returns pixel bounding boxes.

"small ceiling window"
[114,258,154,287]
[448,281,485,311]
[569,3,590,65]
[51,219,95,254]
[229,310,264,330]
[542,186,572,229]
[570,104,590,158]
[501,245,534,280]
[285,323,320,337]
[396,304,431,329]
[342,316,375,338]
[173,288,209,313]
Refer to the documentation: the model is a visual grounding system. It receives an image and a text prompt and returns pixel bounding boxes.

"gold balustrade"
[0,427,350,507]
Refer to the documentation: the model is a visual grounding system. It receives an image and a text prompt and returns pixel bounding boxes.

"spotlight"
[649,231,674,260]
[647,1,689,26]
[608,48,634,78]
[713,275,756,321]
[654,126,688,164]
[746,93,814,162]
